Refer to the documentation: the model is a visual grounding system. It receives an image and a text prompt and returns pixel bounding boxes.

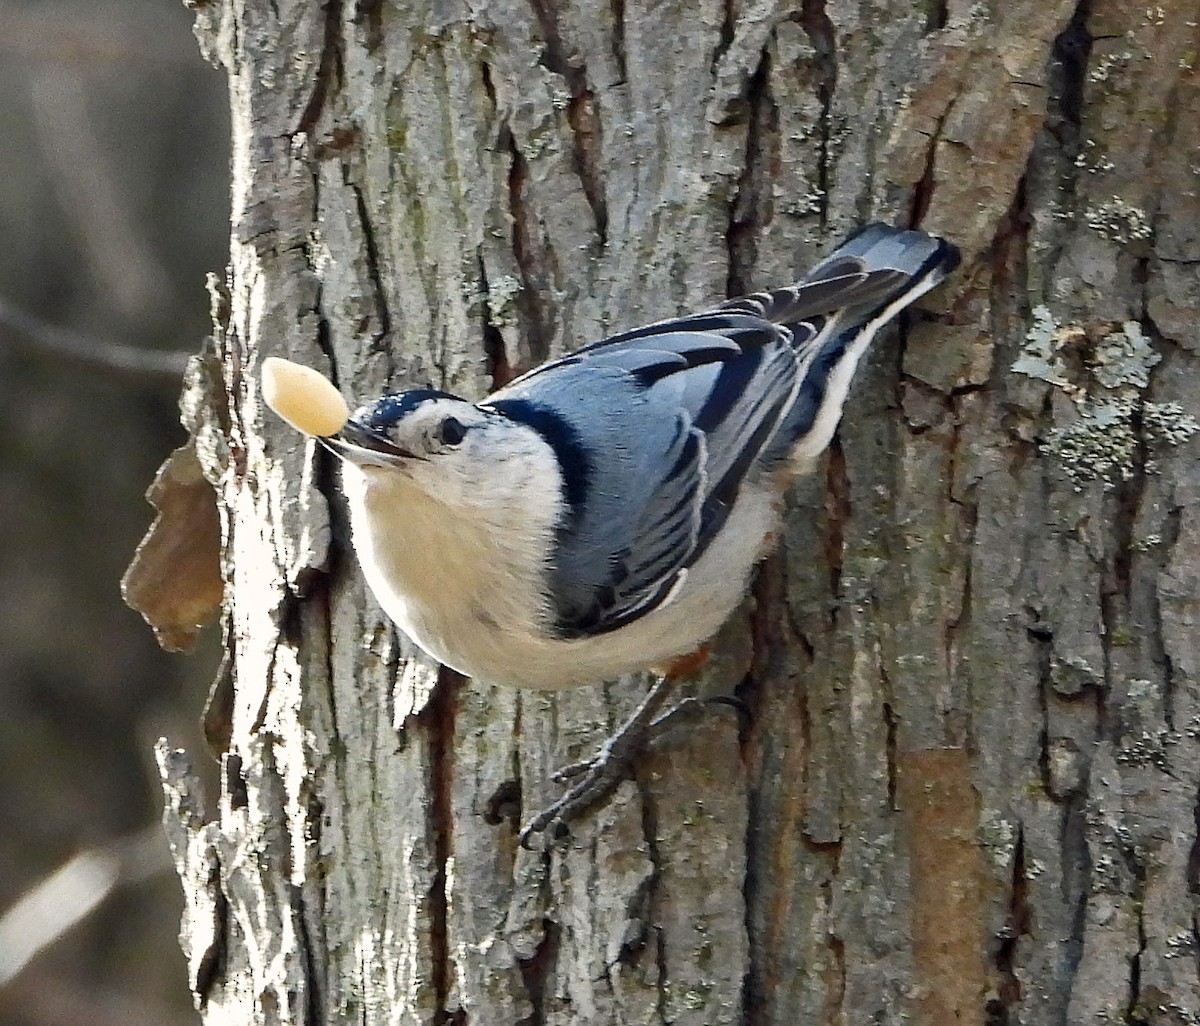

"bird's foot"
[517,730,642,848]
[517,675,738,849]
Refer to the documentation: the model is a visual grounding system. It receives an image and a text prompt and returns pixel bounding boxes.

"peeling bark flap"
[122,440,223,651]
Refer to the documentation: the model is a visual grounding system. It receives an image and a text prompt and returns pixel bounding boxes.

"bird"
[263,222,960,843]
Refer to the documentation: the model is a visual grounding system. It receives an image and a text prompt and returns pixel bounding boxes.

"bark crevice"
[516,916,557,1026]
[609,0,627,84]
[987,825,1028,1024]
[289,883,322,1023]
[194,872,229,1009]
[505,129,554,367]
[294,0,346,138]
[420,670,464,1026]
[350,180,393,344]
[353,0,383,52]
[798,0,836,227]
[823,436,850,624]
[478,250,513,389]
[713,0,736,70]
[726,47,776,297]
[528,0,608,245]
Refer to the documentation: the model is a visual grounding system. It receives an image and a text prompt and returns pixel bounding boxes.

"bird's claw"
[518,745,633,848]
[517,689,736,849]
[549,758,596,784]
[517,679,675,849]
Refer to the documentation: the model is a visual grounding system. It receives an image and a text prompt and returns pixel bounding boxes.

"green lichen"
[1128,533,1161,553]
[1107,626,1135,646]
[1024,778,1048,800]
[522,131,555,160]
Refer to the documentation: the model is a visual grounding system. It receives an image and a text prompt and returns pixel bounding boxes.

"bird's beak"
[318,420,419,468]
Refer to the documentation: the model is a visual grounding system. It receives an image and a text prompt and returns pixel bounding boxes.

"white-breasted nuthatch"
[264,223,959,839]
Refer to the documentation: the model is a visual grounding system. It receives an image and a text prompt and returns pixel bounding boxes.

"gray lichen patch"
[1115,725,1180,771]
[1141,401,1200,447]
[460,273,522,331]
[1083,196,1153,245]
[1073,139,1116,175]
[1013,308,1199,489]
[1043,398,1141,486]
[1044,400,1200,488]
[1113,676,1181,771]
[484,275,522,330]
[1087,319,1159,389]
[1010,305,1084,395]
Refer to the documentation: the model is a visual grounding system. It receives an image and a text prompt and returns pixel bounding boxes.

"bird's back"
[483,223,960,642]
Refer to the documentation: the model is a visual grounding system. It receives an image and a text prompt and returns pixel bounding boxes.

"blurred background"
[0,1,228,1023]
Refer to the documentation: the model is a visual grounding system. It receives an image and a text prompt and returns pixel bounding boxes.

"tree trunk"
[157,1,1200,1023]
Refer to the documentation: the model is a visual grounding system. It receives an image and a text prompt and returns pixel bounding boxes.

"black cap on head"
[355,389,462,430]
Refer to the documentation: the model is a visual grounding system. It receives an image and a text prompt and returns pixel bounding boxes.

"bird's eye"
[439,416,466,446]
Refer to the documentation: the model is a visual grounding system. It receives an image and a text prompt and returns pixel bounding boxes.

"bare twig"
[0,294,192,381]
[0,825,173,988]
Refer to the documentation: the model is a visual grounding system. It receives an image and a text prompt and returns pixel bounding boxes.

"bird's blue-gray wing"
[487,222,959,639]
[485,320,800,637]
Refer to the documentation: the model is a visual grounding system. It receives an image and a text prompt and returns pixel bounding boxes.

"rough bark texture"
[160,0,1200,1023]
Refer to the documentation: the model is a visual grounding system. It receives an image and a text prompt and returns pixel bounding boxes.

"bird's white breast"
[340,462,558,681]
[341,463,778,690]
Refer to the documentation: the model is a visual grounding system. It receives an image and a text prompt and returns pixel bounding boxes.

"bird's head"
[324,389,553,514]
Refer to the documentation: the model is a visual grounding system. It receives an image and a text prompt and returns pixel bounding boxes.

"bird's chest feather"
[342,468,552,668]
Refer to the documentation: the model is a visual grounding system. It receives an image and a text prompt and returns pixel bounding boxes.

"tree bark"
[158,1,1200,1023]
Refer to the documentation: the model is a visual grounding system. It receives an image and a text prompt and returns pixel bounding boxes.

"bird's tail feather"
[718,223,960,329]
[752,224,960,470]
